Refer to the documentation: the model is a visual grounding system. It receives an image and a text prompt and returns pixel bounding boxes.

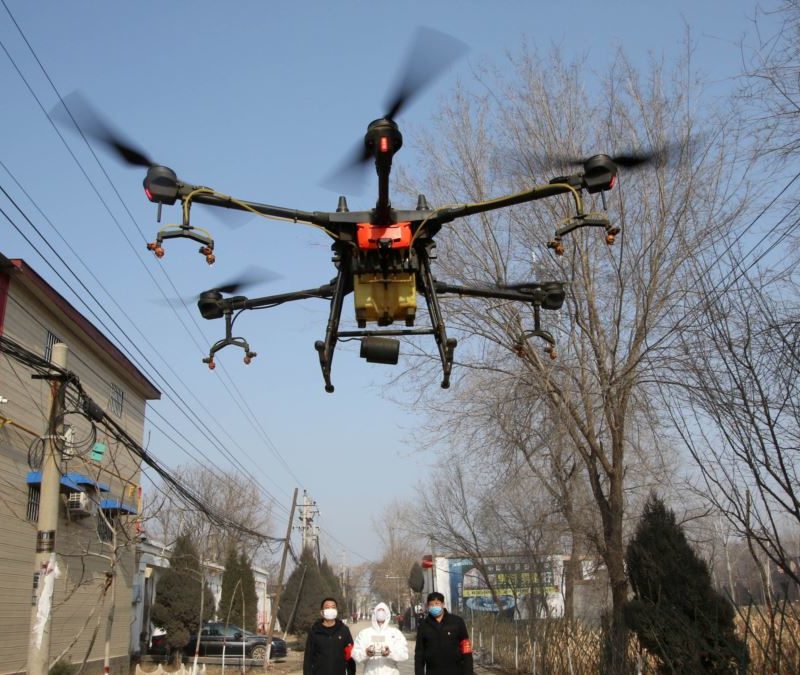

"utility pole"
[340,550,346,609]
[27,343,68,675]
[299,490,318,552]
[265,487,298,670]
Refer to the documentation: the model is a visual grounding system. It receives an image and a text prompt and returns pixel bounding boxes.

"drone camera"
[360,337,400,365]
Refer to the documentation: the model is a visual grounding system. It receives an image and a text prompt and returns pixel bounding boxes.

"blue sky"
[1,0,769,563]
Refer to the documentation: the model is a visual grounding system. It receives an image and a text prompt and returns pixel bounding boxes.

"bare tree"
[411,367,602,621]
[739,1,800,161]
[146,464,274,566]
[665,267,799,590]
[397,43,755,668]
[369,500,424,613]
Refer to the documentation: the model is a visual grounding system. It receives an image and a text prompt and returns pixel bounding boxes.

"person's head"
[320,597,338,621]
[373,602,390,626]
[426,592,445,618]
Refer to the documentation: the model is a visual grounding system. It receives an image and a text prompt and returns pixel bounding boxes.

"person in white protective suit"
[353,602,409,675]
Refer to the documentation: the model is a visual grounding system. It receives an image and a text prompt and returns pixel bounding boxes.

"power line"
[0,157,302,505]
[3,288,291,518]
[0,333,284,543]
[643,171,800,357]
[0,10,304,487]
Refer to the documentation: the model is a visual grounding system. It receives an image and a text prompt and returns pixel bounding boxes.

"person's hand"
[382,646,391,657]
[366,646,375,657]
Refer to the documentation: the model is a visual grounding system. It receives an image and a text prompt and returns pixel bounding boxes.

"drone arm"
[239,284,336,311]
[433,281,565,309]
[180,186,331,228]
[438,182,583,223]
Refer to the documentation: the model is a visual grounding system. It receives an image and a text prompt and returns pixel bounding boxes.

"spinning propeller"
[322,26,467,193]
[202,267,281,296]
[49,27,675,391]
[55,91,158,168]
[541,138,695,174]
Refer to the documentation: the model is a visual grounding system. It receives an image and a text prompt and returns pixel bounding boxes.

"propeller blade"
[611,151,661,168]
[209,266,282,295]
[541,140,692,172]
[321,26,467,193]
[383,26,468,121]
[194,203,257,230]
[151,266,280,305]
[319,139,374,194]
[54,92,155,168]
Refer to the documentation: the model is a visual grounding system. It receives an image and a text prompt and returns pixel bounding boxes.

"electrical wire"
[0,193,295,511]
[0,333,284,542]
[637,168,800,359]
[5,294,291,517]
[0,17,305,491]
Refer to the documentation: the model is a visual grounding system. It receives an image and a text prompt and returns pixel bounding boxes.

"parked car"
[185,622,287,661]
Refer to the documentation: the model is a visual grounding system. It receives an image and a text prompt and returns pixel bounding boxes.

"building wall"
[133,540,274,654]
[0,268,157,673]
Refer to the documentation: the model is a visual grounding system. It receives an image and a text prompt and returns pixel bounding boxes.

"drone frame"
[145,145,618,392]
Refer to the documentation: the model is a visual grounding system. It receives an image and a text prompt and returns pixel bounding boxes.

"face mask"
[428,605,443,617]
[322,608,338,621]
[375,609,387,622]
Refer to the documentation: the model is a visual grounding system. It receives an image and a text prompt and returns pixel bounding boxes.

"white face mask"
[322,608,338,621]
[375,609,387,622]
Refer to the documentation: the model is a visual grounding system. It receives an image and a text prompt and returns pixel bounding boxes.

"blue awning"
[27,471,110,493]
[99,499,137,515]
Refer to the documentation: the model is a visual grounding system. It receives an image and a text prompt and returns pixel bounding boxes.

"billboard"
[446,556,561,619]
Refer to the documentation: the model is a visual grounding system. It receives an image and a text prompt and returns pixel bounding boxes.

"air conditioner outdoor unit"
[67,491,94,517]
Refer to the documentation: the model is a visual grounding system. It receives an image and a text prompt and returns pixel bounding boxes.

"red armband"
[344,644,353,660]
[459,639,472,655]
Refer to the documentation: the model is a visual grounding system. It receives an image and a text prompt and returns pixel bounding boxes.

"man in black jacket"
[415,592,473,675]
[304,598,356,675]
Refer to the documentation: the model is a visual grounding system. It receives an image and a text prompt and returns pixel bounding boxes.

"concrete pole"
[27,343,68,675]
[265,488,298,670]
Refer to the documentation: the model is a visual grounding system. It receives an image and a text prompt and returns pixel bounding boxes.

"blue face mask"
[428,605,443,617]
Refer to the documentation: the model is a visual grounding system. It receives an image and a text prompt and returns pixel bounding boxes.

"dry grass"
[468,605,800,674]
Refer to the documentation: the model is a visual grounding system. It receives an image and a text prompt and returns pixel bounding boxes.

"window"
[108,383,124,417]
[44,330,63,362]
[27,484,40,521]
[97,513,117,542]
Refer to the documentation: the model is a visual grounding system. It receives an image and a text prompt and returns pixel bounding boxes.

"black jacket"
[414,611,473,675]
[304,619,356,675]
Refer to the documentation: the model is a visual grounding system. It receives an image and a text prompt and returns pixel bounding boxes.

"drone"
[64,28,665,393]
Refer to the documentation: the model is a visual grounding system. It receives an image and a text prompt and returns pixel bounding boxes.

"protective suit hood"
[352,601,409,673]
[371,602,392,631]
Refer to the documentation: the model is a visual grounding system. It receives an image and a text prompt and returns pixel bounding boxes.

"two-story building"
[0,254,160,674]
